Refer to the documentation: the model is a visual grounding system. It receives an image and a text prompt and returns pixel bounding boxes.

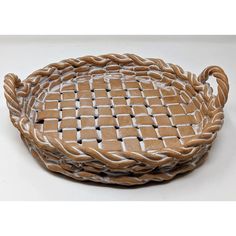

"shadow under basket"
[4,54,229,186]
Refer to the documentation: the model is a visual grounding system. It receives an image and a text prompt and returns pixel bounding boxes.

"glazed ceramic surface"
[4,54,229,185]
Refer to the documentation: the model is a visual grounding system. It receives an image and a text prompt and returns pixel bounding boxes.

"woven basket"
[4,54,229,186]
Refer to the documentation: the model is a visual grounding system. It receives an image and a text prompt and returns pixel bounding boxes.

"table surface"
[0,35,235,201]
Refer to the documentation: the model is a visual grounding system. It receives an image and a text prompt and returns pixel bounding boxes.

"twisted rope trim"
[21,134,209,186]
[3,54,229,184]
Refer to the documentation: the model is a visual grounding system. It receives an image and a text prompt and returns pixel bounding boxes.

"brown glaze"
[3,54,229,185]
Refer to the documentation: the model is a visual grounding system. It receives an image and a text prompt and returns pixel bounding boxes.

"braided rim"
[21,133,209,185]
[3,54,229,184]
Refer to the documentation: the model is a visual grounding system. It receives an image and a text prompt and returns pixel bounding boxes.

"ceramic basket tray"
[4,54,229,186]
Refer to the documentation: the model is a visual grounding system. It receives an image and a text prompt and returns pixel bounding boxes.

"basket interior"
[31,73,205,152]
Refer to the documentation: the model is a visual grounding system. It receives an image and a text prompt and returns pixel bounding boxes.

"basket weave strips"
[4,54,229,185]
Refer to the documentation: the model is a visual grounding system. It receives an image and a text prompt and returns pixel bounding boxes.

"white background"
[1,0,236,235]
[0,35,235,200]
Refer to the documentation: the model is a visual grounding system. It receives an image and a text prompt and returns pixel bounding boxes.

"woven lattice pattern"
[4,54,229,185]
[34,74,201,152]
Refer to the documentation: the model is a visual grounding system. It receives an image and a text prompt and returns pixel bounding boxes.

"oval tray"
[4,54,229,186]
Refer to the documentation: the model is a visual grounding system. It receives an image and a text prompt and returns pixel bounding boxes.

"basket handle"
[198,66,229,108]
[4,73,22,120]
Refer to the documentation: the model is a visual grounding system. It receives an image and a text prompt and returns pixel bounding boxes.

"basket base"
[21,134,209,186]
